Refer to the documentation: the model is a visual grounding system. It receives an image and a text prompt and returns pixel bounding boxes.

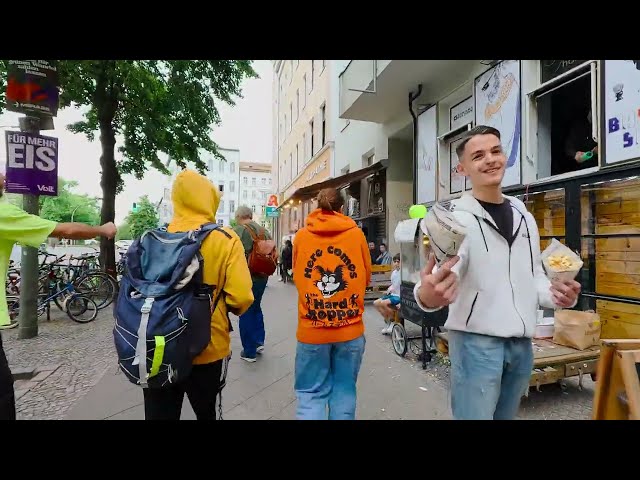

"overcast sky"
[0,60,272,224]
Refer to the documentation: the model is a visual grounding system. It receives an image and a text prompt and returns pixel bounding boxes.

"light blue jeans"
[448,330,533,420]
[294,335,366,420]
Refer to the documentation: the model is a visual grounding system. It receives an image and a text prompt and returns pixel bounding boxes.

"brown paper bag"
[553,310,601,350]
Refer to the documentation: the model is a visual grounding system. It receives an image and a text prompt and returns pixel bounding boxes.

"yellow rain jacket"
[168,170,254,364]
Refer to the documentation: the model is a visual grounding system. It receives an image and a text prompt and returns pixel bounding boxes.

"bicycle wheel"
[75,272,117,310]
[2,296,20,329]
[65,295,98,323]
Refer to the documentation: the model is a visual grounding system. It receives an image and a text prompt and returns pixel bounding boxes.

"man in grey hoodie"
[414,125,581,420]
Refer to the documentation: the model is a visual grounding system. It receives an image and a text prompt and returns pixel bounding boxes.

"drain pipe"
[408,84,423,204]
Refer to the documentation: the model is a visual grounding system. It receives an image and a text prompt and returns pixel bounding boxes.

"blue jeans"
[239,278,268,358]
[448,330,533,420]
[295,335,366,420]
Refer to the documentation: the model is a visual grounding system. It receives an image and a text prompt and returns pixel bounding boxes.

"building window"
[230,162,235,173]
[365,153,375,167]
[321,104,326,146]
[289,153,293,180]
[217,219,224,226]
[243,190,248,199]
[261,177,266,185]
[289,103,293,131]
[208,160,214,171]
[219,200,225,213]
[252,177,256,186]
[284,114,288,137]
[269,177,272,185]
[230,200,235,213]
[310,118,315,157]
[219,161,224,173]
[532,61,596,179]
[296,143,299,174]
[311,60,314,91]
[218,183,224,192]
[296,89,300,119]
[243,176,248,185]
[230,180,235,193]
[302,75,307,107]
[252,205,256,212]
[302,133,306,163]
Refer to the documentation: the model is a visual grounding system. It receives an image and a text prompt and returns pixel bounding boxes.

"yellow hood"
[168,169,220,231]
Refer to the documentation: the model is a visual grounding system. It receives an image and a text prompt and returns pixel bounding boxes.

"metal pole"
[18,116,42,339]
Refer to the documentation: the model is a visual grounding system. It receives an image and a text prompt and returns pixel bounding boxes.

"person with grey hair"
[233,205,274,362]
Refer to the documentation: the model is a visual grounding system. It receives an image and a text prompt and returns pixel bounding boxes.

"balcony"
[339,60,483,124]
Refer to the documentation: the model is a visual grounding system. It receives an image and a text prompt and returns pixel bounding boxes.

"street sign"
[266,206,279,217]
[6,60,59,117]
[4,131,58,196]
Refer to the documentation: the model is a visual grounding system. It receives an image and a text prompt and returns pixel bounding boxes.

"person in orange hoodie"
[292,187,372,420]
[142,170,254,420]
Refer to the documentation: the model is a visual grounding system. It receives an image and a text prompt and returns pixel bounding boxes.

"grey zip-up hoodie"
[414,194,560,338]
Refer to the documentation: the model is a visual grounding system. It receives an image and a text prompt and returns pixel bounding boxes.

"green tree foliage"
[116,222,132,241]
[0,60,257,274]
[38,178,100,225]
[125,196,159,239]
[4,178,99,224]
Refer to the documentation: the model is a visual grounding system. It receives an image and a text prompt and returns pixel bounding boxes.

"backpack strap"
[243,223,266,242]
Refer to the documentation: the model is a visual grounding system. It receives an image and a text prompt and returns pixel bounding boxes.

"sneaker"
[384,324,394,335]
[256,345,265,354]
[240,350,257,363]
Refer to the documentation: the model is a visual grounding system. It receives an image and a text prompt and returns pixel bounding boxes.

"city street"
[4,275,595,420]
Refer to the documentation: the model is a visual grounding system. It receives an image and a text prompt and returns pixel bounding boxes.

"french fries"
[541,238,584,281]
[547,254,582,272]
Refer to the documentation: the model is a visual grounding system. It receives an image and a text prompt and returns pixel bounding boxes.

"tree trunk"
[99,121,117,276]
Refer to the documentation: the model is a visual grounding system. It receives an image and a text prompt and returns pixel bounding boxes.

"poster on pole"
[266,193,280,217]
[474,60,521,187]
[4,131,59,196]
[5,60,59,117]
[416,105,437,204]
[603,60,640,165]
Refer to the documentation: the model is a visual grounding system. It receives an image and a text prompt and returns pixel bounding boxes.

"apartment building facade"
[239,161,272,227]
[158,147,241,227]
[272,59,335,243]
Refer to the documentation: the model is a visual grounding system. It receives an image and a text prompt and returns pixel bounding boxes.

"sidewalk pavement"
[66,278,451,420]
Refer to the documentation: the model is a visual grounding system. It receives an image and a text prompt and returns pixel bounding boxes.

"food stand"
[392,217,447,369]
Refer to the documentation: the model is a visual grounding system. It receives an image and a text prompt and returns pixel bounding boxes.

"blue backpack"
[113,223,228,389]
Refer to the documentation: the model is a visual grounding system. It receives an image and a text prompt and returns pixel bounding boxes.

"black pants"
[143,359,226,420]
[0,333,16,421]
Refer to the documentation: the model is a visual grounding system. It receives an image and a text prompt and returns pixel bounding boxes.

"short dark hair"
[455,125,501,159]
[380,243,387,248]
[393,253,400,262]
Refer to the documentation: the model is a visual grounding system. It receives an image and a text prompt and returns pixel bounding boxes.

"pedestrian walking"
[292,187,371,420]
[233,206,277,362]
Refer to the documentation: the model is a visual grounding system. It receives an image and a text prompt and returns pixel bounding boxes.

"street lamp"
[69,197,102,246]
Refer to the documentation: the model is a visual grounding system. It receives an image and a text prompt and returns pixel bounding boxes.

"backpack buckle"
[141,297,155,314]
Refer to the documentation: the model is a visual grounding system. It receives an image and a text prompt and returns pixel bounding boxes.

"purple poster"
[4,131,58,196]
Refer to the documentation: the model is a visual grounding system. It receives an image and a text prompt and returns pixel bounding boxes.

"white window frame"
[524,60,599,185]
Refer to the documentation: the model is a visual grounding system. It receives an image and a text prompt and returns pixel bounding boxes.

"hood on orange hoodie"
[304,209,358,236]
[168,169,219,231]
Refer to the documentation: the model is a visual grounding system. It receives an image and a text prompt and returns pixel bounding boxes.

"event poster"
[416,105,437,204]
[474,60,522,187]
[603,60,640,165]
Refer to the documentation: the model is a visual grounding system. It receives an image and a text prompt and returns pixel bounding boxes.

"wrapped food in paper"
[541,238,583,281]
[419,201,467,265]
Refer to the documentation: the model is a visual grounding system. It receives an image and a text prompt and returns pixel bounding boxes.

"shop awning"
[280,159,388,208]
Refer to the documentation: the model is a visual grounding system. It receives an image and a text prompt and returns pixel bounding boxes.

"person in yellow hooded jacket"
[142,170,254,420]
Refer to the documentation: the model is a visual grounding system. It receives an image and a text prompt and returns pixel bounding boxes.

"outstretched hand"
[417,253,459,309]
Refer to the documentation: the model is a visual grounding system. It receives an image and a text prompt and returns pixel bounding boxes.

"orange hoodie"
[293,209,372,344]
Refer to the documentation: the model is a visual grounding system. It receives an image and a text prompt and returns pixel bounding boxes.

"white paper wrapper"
[420,201,467,265]
[540,238,583,281]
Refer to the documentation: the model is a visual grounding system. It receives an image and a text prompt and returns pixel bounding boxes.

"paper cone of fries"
[541,238,583,281]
